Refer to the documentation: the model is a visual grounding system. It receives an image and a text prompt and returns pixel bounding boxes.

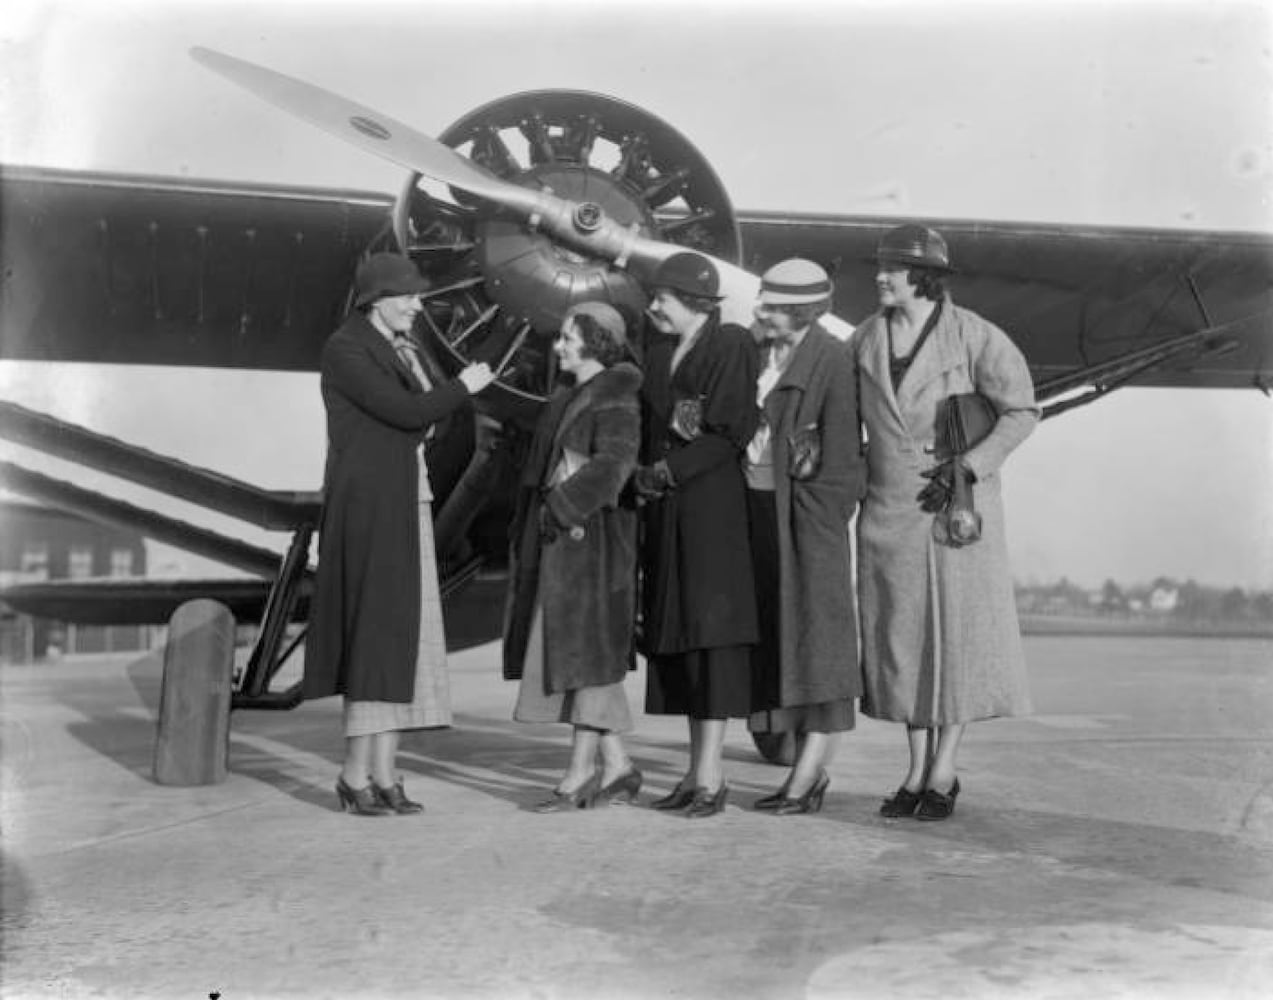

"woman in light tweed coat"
[853,225,1038,821]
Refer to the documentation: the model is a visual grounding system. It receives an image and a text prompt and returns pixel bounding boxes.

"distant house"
[1149,586,1180,614]
[0,500,153,662]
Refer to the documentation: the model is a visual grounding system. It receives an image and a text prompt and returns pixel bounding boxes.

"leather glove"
[633,460,674,500]
[917,461,963,513]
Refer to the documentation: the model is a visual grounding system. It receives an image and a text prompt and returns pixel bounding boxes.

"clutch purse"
[670,395,705,442]
[787,422,822,481]
[932,393,996,548]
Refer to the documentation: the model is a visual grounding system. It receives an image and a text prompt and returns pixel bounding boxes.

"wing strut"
[1035,315,1254,420]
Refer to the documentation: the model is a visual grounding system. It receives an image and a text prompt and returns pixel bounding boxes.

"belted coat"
[304,313,470,703]
[502,362,643,693]
[853,298,1038,725]
[754,323,866,708]
[639,314,759,655]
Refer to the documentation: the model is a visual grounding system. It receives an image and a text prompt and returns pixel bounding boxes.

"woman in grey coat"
[744,259,865,815]
[853,225,1038,821]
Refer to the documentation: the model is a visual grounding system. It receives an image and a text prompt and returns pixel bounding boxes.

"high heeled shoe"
[336,776,392,816]
[372,780,424,815]
[532,773,601,813]
[773,770,830,816]
[915,777,960,821]
[685,784,729,819]
[650,781,696,811]
[879,784,924,818]
[596,767,643,806]
[753,776,794,811]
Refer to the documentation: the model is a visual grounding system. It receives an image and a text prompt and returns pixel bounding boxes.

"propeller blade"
[189,47,518,204]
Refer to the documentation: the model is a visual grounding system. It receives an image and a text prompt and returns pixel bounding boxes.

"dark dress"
[639,313,760,719]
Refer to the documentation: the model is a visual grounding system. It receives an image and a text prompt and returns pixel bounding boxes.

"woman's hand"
[458,362,496,394]
[633,461,675,500]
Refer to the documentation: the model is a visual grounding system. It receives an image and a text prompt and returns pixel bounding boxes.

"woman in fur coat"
[503,303,644,811]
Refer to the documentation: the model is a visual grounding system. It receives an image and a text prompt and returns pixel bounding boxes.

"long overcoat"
[853,299,1038,725]
[502,362,643,692]
[757,323,866,707]
[304,313,470,703]
[640,314,759,655]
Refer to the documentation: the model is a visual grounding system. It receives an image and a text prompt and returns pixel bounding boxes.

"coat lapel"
[857,316,905,425]
[552,379,594,449]
[896,303,964,403]
[764,323,824,426]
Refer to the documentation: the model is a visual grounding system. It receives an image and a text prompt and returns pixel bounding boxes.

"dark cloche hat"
[874,224,955,272]
[651,251,723,300]
[354,253,431,307]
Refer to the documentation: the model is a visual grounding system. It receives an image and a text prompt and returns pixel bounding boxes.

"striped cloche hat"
[757,259,833,306]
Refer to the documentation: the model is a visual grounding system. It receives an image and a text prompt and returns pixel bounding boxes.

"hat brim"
[653,283,724,301]
[869,252,956,274]
[355,279,431,308]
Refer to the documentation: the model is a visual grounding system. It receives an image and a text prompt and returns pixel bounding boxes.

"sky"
[1,0,1271,590]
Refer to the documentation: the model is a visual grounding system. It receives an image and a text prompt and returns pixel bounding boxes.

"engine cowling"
[389,89,741,425]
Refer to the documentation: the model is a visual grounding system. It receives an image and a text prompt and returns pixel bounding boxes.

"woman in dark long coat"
[503,303,643,811]
[304,253,495,816]
[743,259,866,815]
[635,252,759,819]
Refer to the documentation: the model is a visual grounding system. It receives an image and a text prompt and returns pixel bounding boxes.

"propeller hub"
[474,163,653,334]
[573,202,604,232]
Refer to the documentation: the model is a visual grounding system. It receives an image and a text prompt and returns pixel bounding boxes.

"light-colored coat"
[757,323,866,707]
[853,299,1038,725]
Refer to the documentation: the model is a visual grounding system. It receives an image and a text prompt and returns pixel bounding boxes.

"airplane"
[1,46,1270,746]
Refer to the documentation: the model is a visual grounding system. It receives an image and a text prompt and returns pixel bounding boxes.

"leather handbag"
[932,393,996,547]
[670,394,705,442]
[787,421,822,481]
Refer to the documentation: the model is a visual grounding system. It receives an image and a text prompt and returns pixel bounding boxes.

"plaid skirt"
[343,490,451,737]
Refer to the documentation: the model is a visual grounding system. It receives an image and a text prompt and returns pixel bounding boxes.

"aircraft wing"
[6,166,1271,391]
[1,164,393,370]
[738,212,1273,392]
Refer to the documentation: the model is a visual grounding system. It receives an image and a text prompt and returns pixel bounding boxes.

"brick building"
[0,500,152,662]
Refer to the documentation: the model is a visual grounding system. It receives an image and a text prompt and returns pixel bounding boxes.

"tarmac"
[2,633,1272,999]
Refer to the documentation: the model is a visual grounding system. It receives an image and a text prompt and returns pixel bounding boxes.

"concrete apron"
[2,641,1271,1000]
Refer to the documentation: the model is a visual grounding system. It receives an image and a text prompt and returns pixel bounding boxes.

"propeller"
[190,47,767,325]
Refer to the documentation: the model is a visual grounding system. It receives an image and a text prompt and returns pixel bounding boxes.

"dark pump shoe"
[650,782,696,811]
[879,784,924,818]
[532,773,600,813]
[773,770,830,816]
[753,777,793,811]
[915,778,961,821]
[685,784,729,819]
[336,777,392,816]
[372,780,424,815]
[596,768,643,805]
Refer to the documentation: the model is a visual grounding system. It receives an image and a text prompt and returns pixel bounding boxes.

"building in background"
[0,499,152,662]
